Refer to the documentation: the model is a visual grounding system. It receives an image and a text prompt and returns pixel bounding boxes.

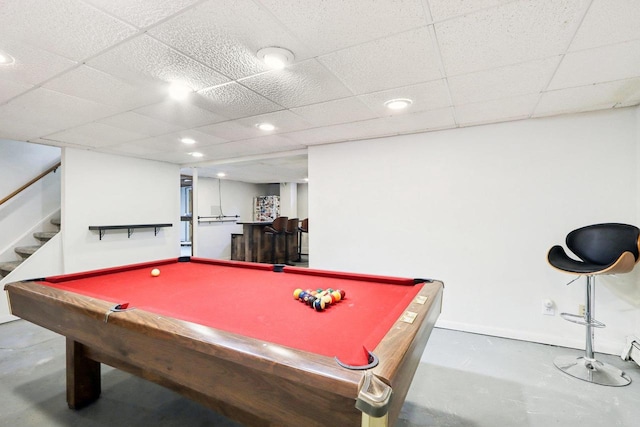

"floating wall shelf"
[89,223,173,240]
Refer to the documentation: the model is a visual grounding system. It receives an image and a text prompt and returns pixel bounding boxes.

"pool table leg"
[66,338,101,409]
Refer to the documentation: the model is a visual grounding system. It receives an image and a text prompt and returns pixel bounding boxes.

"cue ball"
[151,268,160,277]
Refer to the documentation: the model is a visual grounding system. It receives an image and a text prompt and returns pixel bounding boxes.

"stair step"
[0,261,22,277]
[15,245,40,258]
[34,231,58,242]
[51,217,61,227]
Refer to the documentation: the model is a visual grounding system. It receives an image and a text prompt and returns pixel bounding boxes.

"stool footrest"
[559,312,606,328]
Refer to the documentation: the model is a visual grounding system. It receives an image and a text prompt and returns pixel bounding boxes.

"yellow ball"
[293,288,303,299]
[151,268,160,277]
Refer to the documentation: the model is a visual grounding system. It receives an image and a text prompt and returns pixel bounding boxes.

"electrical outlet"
[578,304,585,317]
[542,299,555,316]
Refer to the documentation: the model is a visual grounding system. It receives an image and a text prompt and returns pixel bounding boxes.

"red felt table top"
[42,258,423,366]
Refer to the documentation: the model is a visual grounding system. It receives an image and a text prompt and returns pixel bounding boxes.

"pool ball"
[151,268,160,277]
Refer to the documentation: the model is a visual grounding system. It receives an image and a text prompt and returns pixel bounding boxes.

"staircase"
[0,217,60,278]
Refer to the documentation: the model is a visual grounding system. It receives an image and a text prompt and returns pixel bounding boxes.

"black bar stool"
[264,217,288,264]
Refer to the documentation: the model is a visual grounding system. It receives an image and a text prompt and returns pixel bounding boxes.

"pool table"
[4,257,443,427]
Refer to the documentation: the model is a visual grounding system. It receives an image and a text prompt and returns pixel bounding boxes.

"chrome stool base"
[554,355,631,387]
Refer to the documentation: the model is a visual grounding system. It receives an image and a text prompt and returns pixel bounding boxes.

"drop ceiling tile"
[45,122,148,147]
[318,27,442,95]
[83,0,200,29]
[124,130,227,154]
[286,107,456,146]
[97,112,183,136]
[435,0,590,76]
[455,93,539,126]
[0,79,32,104]
[43,65,164,110]
[569,0,640,51]
[0,38,77,86]
[148,0,312,80]
[259,0,429,55]
[535,79,640,117]
[198,136,304,160]
[548,39,640,90]
[134,100,228,128]
[196,121,265,141]
[290,97,377,127]
[195,82,284,119]
[327,107,457,141]
[428,0,516,21]
[0,0,137,61]
[233,110,313,134]
[87,34,229,90]
[239,59,353,108]
[448,56,560,104]
[0,88,120,140]
[357,80,451,116]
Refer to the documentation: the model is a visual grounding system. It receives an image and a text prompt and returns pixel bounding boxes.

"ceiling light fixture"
[181,137,196,144]
[257,122,276,131]
[168,82,192,101]
[257,47,294,70]
[217,172,226,178]
[190,152,203,158]
[0,51,15,65]
[384,98,413,110]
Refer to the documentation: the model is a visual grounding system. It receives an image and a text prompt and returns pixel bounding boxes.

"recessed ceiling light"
[0,51,15,65]
[181,137,196,145]
[257,47,294,70]
[304,178,309,182]
[190,152,203,158]
[257,122,275,131]
[217,172,226,178]
[168,82,192,100]
[384,98,413,110]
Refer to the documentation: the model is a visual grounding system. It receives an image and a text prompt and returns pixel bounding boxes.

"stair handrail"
[0,161,61,207]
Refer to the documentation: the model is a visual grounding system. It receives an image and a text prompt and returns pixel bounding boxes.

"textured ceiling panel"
[448,57,560,105]
[534,79,640,117]
[45,122,148,147]
[1,0,639,183]
[259,0,429,55]
[239,59,353,108]
[87,34,229,90]
[199,136,304,160]
[357,80,451,116]
[0,38,77,86]
[43,65,164,110]
[196,121,268,142]
[568,0,640,52]
[318,27,442,95]
[149,0,312,80]
[233,110,313,134]
[427,0,516,21]
[290,97,377,127]
[195,82,284,119]
[134,100,228,128]
[0,79,33,104]
[435,0,589,76]
[96,112,183,137]
[83,0,201,29]
[0,0,137,61]
[455,94,539,126]
[0,88,119,140]
[548,39,640,90]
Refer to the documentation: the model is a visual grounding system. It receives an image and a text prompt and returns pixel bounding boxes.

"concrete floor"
[1,319,639,426]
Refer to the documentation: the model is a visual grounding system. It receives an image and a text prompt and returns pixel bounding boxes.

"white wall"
[61,148,180,272]
[195,177,269,259]
[309,108,640,355]
[0,140,61,262]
